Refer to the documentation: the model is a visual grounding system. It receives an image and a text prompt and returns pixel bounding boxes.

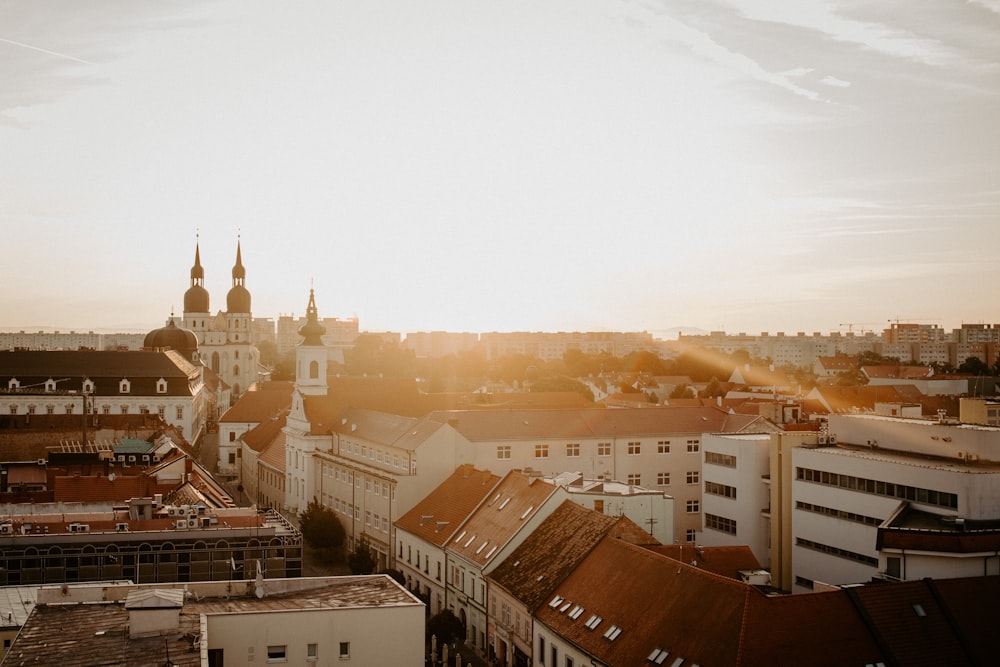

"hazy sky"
[2,1,999,337]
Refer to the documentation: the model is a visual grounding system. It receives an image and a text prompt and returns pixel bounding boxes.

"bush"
[298,498,345,550]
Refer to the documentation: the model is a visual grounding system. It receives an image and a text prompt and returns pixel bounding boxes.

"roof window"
[603,625,622,641]
[584,614,602,630]
[549,595,564,608]
[647,649,669,664]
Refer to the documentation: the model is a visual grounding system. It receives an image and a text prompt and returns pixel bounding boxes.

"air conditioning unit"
[175,519,187,529]
[968,453,979,462]
[37,459,46,466]
[116,522,129,532]
[0,524,12,534]
[142,454,150,462]
[117,455,126,462]
[957,452,966,460]
[817,435,828,445]
[70,523,90,532]
[828,435,837,444]
[127,455,137,463]
[187,519,198,528]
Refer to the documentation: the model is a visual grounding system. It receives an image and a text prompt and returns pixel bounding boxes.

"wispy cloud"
[722,0,957,65]
[628,0,824,101]
[0,36,96,66]
[820,75,851,87]
[968,0,1000,15]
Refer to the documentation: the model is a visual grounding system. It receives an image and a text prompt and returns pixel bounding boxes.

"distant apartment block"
[0,331,146,351]
[480,331,656,362]
[403,331,480,358]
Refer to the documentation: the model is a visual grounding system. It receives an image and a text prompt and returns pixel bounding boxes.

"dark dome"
[184,284,210,313]
[144,320,199,355]
[227,285,251,313]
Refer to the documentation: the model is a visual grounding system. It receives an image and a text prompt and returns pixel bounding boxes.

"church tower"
[182,239,211,341]
[295,288,328,396]
[225,240,252,344]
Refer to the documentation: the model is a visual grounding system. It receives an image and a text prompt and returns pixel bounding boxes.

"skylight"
[568,605,584,620]
[647,649,669,664]
[603,625,622,641]
[520,506,533,520]
[669,658,684,667]
[549,595,565,608]
[912,604,926,617]
[559,601,572,613]
[498,498,511,510]
[476,541,489,554]
[455,530,467,544]
[464,534,476,548]
[486,546,498,559]
[489,493,501,507]
[584,615,602,630]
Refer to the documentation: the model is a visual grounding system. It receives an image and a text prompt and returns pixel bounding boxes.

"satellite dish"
[108,473,116,482]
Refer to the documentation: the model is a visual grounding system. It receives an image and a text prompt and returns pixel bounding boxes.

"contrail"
[0,37,96,66]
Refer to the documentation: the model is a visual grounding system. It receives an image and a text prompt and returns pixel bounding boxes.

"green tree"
[529,374,595,402]
[348,536,377,575]
[669,383,693,399]
[427,609,465,643]
[958,356,990,375]
[298,499,345,550]
[700,376,725,398]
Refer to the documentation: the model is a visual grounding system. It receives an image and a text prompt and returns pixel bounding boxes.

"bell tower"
[295,288,328,396]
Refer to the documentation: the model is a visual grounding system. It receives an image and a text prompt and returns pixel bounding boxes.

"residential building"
[217,381,293,476]
[0,348,206,444]
[486,501,651,667]
[0,330,146,352]
[3,574,422,667]
[395,465,502,616]
[403,331,480,358]
[444,470,567,659]
[534,534,1000,666]
[479,331,656,362]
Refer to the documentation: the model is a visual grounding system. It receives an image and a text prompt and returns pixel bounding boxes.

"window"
[686,500,700,513]
[597,442,611,457]
[539,637,546,665]
[157,406,166,419]
[307,643,318,661]
[8,406,16,415]
[687,439,700,453]
[120,405,129,414]
[704,481,737,499]
[156,378,167,394]
[686,529,697,543]
[102,405,111,415]
[657,472,670,485]
[535,444,549,458]
[657,440,670,454]
[705,513,737,535]
[497,445,511,460]
[28,404,36,415]
[339,641,350,659]
[566,443,580,457]
[45,405,54,414]
[627,441,641,455]
[229,432,237,442]
[566,657,574,667]
[686,471,699,484]
[139,405,150,415]
[119,379,130,393]
[176,406,184,419]
[437,561,442,581]
[627,473,641,485]
[887,556,902,579]
[705,451,737,467]
[309,360,319,379]
[266,645,287,662]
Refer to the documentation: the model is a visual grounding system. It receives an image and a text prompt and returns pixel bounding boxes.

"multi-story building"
[403,331,480,358]
[479,331,656,362]
[5,574,423,667]
[176,240,260,400]
[395,465,502,617]
[701,414,1000,593]
[0,331,146,352]
[0,348,206,444]
[0,498,301,586]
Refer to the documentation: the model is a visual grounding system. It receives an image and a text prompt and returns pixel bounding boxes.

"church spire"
[298,288,327,346]
[232,237,246,285]
[190,238,204,285]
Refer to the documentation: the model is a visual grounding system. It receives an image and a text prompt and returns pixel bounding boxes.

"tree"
[348,536,377,575]
[700,376,725,398]
[382,567,406,586]
[298,499,345,550]
[669,383,693,399]
[426,609,465,644]
[529,374,595,402]
[958,356,990,375]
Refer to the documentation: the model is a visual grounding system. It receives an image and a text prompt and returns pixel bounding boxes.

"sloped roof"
[0,349,198,379]
[242,412,288,453]
[445,471,558,569]
[641,544,761,580]
[395,464,501,547]
[931,576,1000,666]
[536,537,751,665]
[219,382,293,423]
[428,406,766,442]
[729,364,793,388]
[258,430,286,472]
[816,355,859,370]
[863,364,934,380]
[488,501,617,611]
[809,385,909,413]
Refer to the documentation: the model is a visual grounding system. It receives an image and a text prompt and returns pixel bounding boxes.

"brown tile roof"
[428,406,767,442]
[641,544,761,580]
[52,474,147,503]
[395,465,501,547]
[811,385,908,413]
[242,411,288,452]
[817,355,859,370]
[863,364,934,380]
[488,501,618,611]
[445,471,559,569]
[258,430,286,472]
[931,576,1000,666]
[219,381,293,422]
[536,537,751,665]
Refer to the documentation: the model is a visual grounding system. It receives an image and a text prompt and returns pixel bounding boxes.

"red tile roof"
[219,382,293,422]
[641,544,761,580]
[395,465,501,547]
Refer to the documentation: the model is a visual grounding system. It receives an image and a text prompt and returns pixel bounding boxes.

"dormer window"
[120,379,131,394]
[82,379,94,394]
[44,378,57,392]
[8,378,19,390]
[156,378,167,394]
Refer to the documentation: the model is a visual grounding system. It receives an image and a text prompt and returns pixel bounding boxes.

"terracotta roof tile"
[219,382,293,422]
[395,465,501,547]
[641,544,761,580]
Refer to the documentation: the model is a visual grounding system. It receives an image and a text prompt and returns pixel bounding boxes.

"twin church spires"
[183,238,252,317]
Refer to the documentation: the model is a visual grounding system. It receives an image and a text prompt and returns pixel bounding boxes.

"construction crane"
[839,322,878,334]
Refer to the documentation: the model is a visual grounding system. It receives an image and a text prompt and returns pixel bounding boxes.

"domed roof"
[184,284,210,313]
[144,320,199,355]
[298,289,326,345]
[227,284,251,313]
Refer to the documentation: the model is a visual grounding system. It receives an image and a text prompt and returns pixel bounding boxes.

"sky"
[2,1,999,338]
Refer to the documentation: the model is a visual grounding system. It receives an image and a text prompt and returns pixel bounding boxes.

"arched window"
[309,360,319,379]
[211,352,220,373]
[233,364,240,377]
